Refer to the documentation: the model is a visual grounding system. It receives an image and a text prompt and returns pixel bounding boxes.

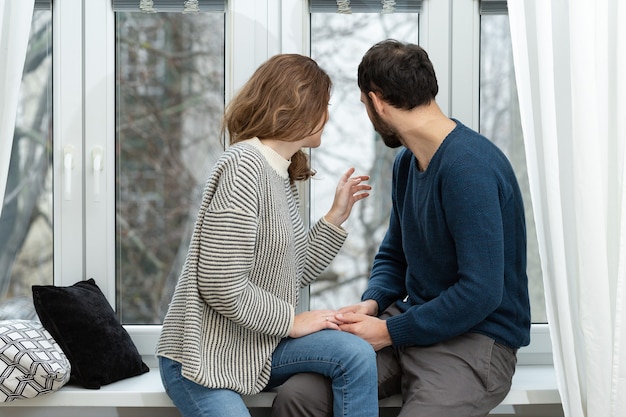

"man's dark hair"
[358,39,439,110]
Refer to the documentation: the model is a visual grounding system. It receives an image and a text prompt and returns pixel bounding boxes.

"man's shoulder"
[394,146,414,167]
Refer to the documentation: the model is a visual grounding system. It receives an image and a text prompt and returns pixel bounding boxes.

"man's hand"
[338,299,379,316]
[335,312,391,351]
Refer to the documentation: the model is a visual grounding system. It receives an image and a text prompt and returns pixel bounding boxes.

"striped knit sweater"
[156,138,348,395]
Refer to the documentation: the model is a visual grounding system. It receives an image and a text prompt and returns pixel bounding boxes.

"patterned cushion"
[0,320,71,402]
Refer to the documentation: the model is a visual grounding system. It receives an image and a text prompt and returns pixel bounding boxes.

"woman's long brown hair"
[221,54,331,183]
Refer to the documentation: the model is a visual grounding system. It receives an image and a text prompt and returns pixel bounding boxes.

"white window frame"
[53,0,86,291]
[56,0,551,366]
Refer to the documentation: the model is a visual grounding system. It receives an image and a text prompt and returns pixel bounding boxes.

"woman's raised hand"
[324,167,371,227]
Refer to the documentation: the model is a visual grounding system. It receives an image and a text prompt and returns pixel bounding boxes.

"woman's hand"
[288,309,341,338]
[324,167,371,227]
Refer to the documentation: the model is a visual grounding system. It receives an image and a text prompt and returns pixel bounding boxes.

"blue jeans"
[159,356,251,417]
[159,330,378,417]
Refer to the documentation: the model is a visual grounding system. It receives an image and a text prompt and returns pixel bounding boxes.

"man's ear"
[368,91,386,115]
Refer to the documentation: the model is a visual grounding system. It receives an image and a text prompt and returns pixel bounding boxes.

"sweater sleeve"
[361,195,409,312]
[195,208,295,337]
[193,153,294,338]
[299,217,348,288]
[361,150,412,312]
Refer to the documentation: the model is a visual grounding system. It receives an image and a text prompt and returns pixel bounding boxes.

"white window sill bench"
[1,365,561,415]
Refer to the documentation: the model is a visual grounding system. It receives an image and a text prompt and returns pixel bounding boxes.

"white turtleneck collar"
[244,137,291,179]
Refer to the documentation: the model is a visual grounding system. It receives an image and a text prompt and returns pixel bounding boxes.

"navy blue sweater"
[362,121,531,349]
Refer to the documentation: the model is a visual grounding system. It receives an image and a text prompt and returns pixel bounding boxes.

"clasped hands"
[333,300,391,351]
[290,300,391,351]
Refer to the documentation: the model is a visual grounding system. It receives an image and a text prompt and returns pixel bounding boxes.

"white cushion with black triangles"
[0,319,71,402]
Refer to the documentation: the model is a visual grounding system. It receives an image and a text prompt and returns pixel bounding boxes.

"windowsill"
[0,364,559,409]
[1,324,558,412]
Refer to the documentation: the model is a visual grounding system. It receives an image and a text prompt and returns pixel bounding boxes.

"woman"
[156,54,378,417]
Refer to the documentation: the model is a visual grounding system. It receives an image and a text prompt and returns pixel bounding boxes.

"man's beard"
[368,102,402,149]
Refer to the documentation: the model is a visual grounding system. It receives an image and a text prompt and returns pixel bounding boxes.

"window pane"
[480,14,546,323]
[0,9,53,320]
[115,12,225,324]
[309,13,418,310]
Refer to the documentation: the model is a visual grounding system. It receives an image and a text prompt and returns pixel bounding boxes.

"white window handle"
[63,144,74,200]
[92,146,104,201]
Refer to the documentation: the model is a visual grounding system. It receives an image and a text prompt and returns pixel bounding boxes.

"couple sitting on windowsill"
[156,39,531,417]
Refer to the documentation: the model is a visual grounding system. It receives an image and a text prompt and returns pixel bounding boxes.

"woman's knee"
[340,333,377,367]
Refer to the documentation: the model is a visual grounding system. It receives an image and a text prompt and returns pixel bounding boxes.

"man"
[272,39,531,417]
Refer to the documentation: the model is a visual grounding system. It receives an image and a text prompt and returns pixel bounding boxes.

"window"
[113,2,226,324]
[479,6,546,323]
[309,3,420,310]
[0,3,52,320]
[309,0,547,326]
[17,0,550,364]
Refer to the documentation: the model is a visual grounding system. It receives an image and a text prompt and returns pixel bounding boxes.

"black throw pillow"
[32,278,149,389]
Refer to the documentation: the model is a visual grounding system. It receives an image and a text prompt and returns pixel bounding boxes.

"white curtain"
[0,0,34,218]
[508,0,626,416]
